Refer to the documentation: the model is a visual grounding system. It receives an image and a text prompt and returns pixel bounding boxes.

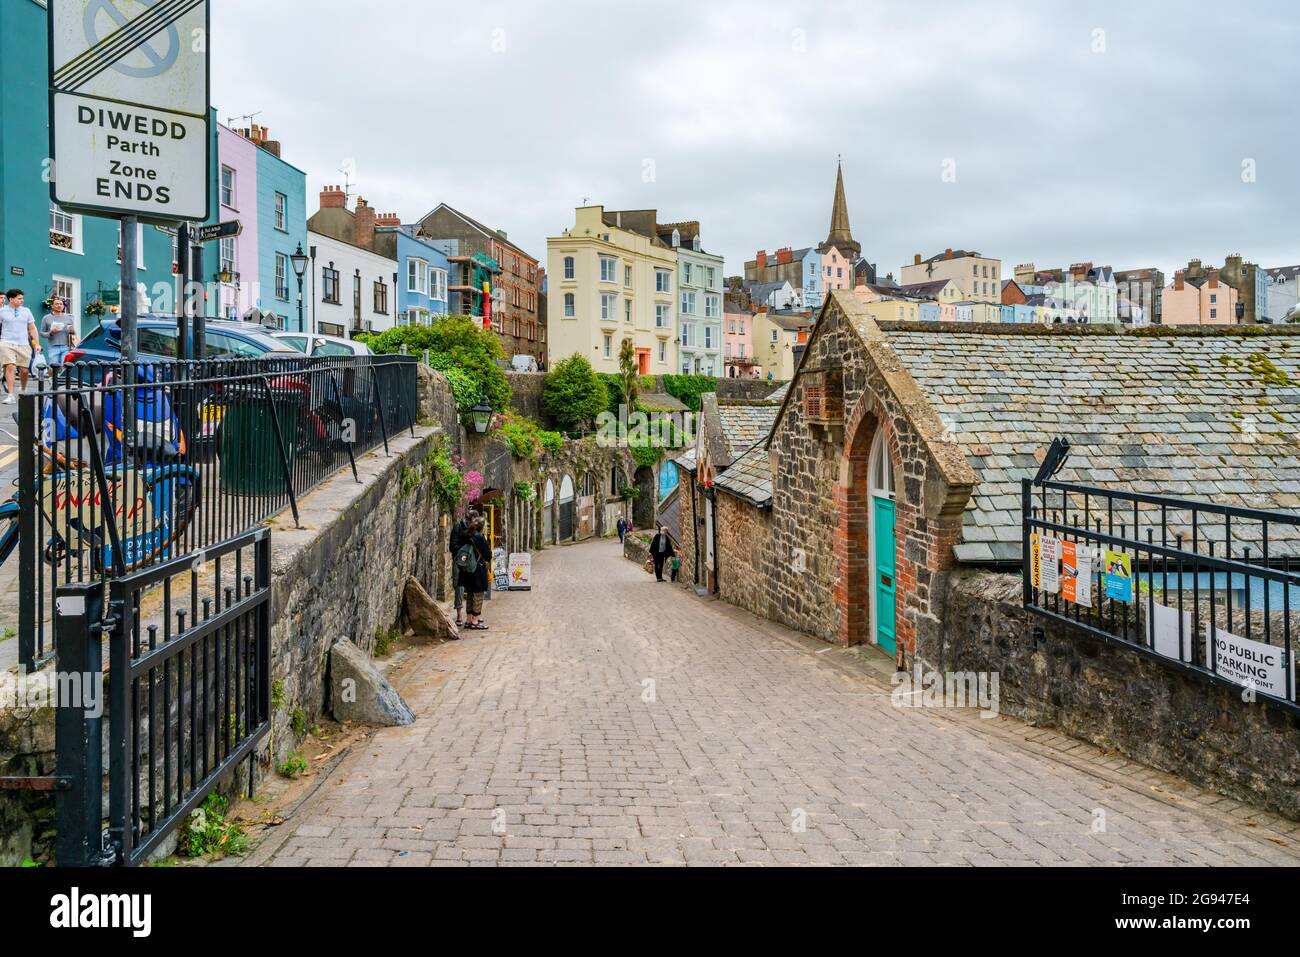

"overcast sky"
[212,0,1299,281]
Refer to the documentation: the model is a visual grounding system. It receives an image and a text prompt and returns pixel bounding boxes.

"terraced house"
[547,205,681,375]
[664,221,724,375]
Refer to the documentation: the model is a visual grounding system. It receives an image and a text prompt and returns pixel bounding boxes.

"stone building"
[695,290,1300,669]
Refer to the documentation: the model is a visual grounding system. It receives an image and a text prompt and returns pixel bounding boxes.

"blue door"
[874,497,897,657]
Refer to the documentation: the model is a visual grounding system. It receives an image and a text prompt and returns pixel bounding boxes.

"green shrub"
[423,436,468,512]
[495,413,564,462]
[374,627,398,657]
[363,316,510,411]
[177,793,248,858]
[543,355,609,430]
[661,374,717,412]
[278,752,309,779]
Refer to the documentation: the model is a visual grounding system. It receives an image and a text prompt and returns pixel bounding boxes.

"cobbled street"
[245,539,1300,867]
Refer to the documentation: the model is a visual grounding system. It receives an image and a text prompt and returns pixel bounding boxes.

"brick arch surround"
[835,397,904,651]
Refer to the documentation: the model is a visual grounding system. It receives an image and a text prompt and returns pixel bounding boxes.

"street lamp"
[471,394,493,434]
[290,243,310,333]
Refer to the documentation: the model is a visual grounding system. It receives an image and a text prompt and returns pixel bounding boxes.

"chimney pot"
[914,254,922,265]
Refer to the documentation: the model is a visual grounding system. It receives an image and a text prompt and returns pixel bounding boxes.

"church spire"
[824,158,860,260]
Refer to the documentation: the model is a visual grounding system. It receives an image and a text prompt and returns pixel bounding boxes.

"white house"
[666,224,724,376]
[307,229,400,338]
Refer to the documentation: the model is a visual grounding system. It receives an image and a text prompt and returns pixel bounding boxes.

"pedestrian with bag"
[649,525,675,582]
[456,518,493,630]
[449,508,480,626]
[617,516,627,543]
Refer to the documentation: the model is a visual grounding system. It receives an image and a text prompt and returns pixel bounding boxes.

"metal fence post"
[54,582,111,867]
[1021,478,1032,608]
[17,394,37,671]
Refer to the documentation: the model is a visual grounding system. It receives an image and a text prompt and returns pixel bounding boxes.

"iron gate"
[51,528,272,866]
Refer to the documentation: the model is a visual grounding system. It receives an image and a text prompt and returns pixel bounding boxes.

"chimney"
[354,198,376,251]
[944,248,953,259]
[756,250,767,269]
[1208,269,1219,289]
[319,185,346,210]
[913,254,922,266]
[776,247,793,265]
[376,213,401,228]
[1174,272,1184,291]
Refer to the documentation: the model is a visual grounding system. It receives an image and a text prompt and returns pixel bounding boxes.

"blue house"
[798,247,823,311]
[919,301,941,321]
[0,0,201,343]
[253,136,308,330]
[374,227,450,324]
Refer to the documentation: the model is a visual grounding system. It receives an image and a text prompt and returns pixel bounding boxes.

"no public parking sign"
[48,0,211,223]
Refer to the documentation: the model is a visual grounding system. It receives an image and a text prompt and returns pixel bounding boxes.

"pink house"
[215,124,260,319]
[1162,269,1239,325]
[822,246,852,295]
[723,304,759,378]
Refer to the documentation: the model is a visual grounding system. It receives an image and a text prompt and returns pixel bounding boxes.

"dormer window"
[692,236,701,252]
[671,229,680,248]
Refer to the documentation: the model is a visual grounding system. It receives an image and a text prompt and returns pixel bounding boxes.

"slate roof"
[766,381,792,403]
[639,392,689,413]
[713,443,774,507]
[879,326,1300,563]
[717,401,781,461]
[675,446,698,472]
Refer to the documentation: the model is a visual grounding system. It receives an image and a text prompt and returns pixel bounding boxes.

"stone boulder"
[403,576,460,641]
[329,639,415,727]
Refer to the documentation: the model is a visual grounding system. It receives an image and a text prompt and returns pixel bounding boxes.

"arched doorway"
[632,466,655,529]
[558,475,576,541]
[543,478,555,544]
[578,473,597,538]
[867,429,897,657]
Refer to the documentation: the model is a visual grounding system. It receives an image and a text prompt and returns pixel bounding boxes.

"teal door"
[874,497,897,657]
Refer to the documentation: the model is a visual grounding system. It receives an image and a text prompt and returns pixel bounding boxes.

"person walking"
[40,297,77,368]
[0,290,39,403]
[449,508,480,626]
[456,517,492,630]
[649,525,675,582]
[617,516,627,543]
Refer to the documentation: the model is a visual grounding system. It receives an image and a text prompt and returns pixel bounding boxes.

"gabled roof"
[417,202,538,261]
[714,444,773,507]
[717,400,781,461]
[879,323,1300,562]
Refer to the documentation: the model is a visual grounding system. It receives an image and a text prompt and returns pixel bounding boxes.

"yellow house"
[751,310,808,380]
[547,206,679,374]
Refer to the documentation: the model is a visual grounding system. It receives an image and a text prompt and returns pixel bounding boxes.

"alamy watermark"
[891,657,1000,718]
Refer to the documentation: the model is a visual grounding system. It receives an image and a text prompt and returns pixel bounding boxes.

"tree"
[618,337,640,408]
[543,354,609,430]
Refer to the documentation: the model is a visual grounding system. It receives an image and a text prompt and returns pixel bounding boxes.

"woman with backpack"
[456,518,493,630]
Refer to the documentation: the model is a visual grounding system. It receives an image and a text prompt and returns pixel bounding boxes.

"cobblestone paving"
[248,539,1300,867]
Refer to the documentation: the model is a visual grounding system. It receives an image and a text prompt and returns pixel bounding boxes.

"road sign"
[194,220,242,244]
[48,0,211,223]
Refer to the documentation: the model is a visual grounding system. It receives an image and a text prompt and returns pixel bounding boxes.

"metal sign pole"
[177,223,191,360]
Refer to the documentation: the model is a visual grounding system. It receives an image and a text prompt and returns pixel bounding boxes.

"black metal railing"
[1023,478,1300,712]
[14,353,418,670]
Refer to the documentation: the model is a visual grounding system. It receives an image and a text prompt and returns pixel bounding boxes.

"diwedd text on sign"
[49,0,211,222]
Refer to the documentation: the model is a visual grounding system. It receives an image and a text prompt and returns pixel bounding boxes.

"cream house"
[901,248,1002,303]
[547,206,680,374]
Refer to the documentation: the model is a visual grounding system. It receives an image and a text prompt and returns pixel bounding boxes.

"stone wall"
[267,427,448,769]
[938,569,1300,820]
[715,493,773,616]
[715,378,786,401]
[677,476,701,587]
[504,371,547,423]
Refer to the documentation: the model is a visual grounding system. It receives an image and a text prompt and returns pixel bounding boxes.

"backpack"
[455,541,480,576]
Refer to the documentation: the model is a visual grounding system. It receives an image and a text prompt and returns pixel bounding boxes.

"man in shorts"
[0,290,39,403]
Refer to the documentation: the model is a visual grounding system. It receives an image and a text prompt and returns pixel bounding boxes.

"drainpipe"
[690,475,701,587]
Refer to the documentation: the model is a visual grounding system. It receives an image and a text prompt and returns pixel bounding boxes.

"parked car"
[510,354,540,373]
[270,331,373,358]
[67,317,301,364]
[66,318,301,461]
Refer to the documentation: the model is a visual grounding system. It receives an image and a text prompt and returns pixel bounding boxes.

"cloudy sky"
[213,0,1299,281]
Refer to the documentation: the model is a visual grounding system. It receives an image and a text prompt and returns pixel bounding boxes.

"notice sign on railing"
[1207,627,1294,701]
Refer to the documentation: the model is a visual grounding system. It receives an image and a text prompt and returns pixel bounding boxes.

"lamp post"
[471,394,493,434]
[291,243,309,333]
